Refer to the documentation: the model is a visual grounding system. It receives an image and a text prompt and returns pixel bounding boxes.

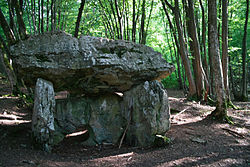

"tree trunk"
[199,0,209,101]
[46,0,49,31]
[162,0,183,89]
[51,0,54,31]
[208,0,227,118]
[164,0,196,96]
[139,0,146,44]
[12,0,27,39]
[24,0,33,34]
[185,0,204,99]
[132,0,136,42]
[0,35,18,94]
[30,0,37,33]
[7,0,15,32]
[241,0,249,101]
[0,7,16,45]
[38,0,41,33]
[222,0,230,100]
[41,0,44,33]
[144,0,154,44]
[74,0,86,38]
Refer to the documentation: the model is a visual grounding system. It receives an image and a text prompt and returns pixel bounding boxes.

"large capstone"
[122,80,170,147]
[32,78,56,152]
[10,31,175,95]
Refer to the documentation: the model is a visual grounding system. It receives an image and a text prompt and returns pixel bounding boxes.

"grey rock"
[54,94,125,146]
[10,31,175,95]
[55,97,91,134]
[89,94,125,145]
[32,78,56,152]
[122,81,170,147]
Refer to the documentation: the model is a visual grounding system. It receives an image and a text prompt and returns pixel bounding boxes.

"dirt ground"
[0,76,249,167]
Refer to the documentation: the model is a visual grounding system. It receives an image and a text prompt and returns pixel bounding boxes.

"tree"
[0,7,16,45]
[163,0,197,97]
[74,0,86,38]
[185,0,204,99]
[208,0,227,119]
[241,0,249,101]
[222,0,230,100]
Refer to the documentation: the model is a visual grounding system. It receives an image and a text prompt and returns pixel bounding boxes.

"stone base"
[32,79,170,151]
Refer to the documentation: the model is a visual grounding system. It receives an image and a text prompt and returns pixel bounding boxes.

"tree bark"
[199,0,209,101]
[132,0,136,42]
[24,0,33,34]
[208,0,227,118]
[164,0,196,96]
[0,7,16,45]
[74,0,86,38]
[241,0,249,101]
[12,0,27,39]
[46,0,50,31]
[139,0,146,44]
[41,0,44,33]
[161,0,183,89]
[30,0,37,33]
[222,0,230,100]
[185,0,204,99]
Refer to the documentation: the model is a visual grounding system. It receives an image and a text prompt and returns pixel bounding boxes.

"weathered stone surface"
[89,94,125,145]
[122,80,170,147]
[10,31,175,95]
[54,94,125,146]
[32,78,56,152]
[55,97,91,134]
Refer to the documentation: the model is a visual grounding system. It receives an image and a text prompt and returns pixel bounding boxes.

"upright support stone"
[32,78,55,152]
[122,81,170,147]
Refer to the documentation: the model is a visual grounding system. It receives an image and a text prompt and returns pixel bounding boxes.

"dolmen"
[10,31,175,152]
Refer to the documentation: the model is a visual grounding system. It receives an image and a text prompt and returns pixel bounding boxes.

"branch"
[164,0,174,11]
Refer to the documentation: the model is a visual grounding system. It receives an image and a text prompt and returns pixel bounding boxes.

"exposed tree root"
[222,128,245,139]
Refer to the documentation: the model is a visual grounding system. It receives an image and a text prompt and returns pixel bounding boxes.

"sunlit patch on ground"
[0,112,31,125]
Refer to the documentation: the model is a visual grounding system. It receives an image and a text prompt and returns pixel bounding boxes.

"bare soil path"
[0,76,249,167]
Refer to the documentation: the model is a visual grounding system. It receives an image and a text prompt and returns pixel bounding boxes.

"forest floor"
[0,75,249,167]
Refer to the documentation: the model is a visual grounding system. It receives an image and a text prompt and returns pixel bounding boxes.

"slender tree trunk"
[208,0,227,118]
[74,0,86,38]
[7,0,20,39]
[125,1,130,40]
[8,0,15,31]
[41,0,44,33]
[222,0,230,100]
[51,0,54,31]
[38,0,41,33]
[139,0,146,44]
[24,0,33,34]
[199,0,209,101]
[0,35,18,94]
[110,0,120,39]
[46,0,50,31]
[185,0,204,99]
[0,8,16,45]
[164,0,196,96]
[218,0,222,45]
[162,1,183,89]
[13,0,27,39]
[30,0,37,33]
[53,0,57,30]
[241,0,249,101]
[144,0,154,44]
[57,0,61,28]
[132,0,136,42]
